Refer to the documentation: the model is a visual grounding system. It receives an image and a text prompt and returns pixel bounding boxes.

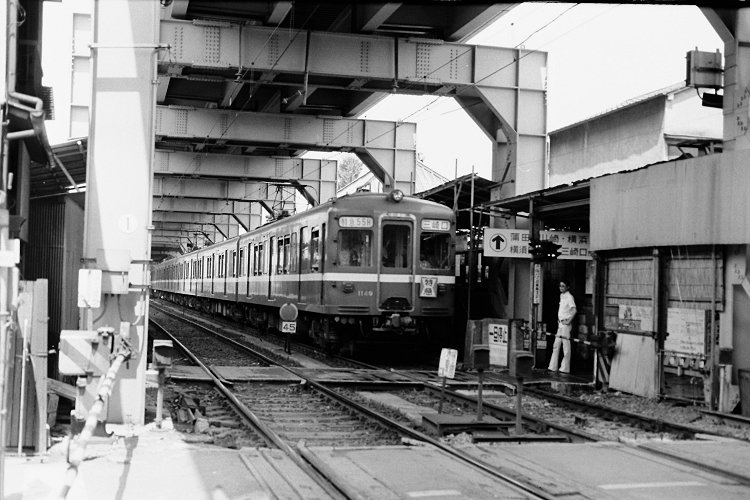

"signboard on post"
[438,348,458,378]
[279,302,299,322]
[279,302,299,354]
[484,228,591,260]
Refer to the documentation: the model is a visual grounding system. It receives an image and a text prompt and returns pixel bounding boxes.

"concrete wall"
[664,87,723,139]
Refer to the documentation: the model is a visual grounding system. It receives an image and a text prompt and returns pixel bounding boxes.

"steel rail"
[313,351,601,443]
[524,386,702,438]
[151,306,555,500]
[148,317,348,500]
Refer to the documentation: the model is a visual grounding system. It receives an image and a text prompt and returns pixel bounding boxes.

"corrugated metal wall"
[591,151,750,250]
[26,196,84,378]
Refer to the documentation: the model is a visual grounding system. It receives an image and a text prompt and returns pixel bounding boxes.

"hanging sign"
[484,228,591,260]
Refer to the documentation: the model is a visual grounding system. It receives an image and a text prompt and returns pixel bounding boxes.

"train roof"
[156,191,454,264]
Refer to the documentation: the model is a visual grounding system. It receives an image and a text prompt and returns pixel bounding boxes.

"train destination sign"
[421,219,451,231]
[339,216,373,228]
[483,228,591,260]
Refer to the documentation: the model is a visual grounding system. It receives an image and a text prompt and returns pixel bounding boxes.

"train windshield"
[338,229,372,267]
[419,232,451,270]
[382,224,411,268]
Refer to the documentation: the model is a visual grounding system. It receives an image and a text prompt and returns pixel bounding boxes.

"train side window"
[247,243,253,276]
[300,227,310,271]
[239,248,244,277]
[310,227,320,272]
[338,229,371,267]
[291,232,298,273]
[269,237,275,275]
[231,251,237,277]
[283,235,290,273]
[258,241,268,274]
[277,237,284,274]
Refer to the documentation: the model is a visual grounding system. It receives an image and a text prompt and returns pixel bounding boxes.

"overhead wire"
[158,3,617,247]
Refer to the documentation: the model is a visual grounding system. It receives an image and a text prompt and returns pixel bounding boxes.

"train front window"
[420,232,451,270]
[382,224,410,269]
[338,229,372,267]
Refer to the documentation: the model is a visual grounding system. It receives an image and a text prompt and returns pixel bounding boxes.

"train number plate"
[420,277,438,298]
[281,321,296,333]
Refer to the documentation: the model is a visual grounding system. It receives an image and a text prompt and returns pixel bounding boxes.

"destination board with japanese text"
[483,229,591,260]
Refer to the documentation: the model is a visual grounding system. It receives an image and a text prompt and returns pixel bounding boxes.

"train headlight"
[389,189,404,203]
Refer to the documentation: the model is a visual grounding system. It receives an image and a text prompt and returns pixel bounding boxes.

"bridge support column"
[81,0,159,424]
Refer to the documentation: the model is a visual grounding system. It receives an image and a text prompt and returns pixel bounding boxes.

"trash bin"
[740,369,750,417]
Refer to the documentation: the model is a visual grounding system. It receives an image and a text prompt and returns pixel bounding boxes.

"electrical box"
[59,330,112,376]
[472,344,490,371]
[510,351,534,379]
[152,339,174,368]
[686,49,723,89]
[77,269,102,308]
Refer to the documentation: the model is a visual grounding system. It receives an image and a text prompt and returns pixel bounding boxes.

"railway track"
[148,306,564,499]
[151,300,749,444]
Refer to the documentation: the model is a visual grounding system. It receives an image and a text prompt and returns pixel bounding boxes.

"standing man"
[548,280,577,374]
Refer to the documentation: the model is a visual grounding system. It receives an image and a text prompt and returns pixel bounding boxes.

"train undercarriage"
[153,291,452,357]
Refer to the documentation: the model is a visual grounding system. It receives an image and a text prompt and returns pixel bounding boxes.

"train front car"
[326,190,456,355]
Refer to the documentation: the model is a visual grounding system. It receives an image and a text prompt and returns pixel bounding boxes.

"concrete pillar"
[81,0,159,424]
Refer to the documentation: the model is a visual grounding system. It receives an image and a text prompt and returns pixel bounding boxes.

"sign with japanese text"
[488,322,508,366]
[483,228,591,260]
[666,308,707,355]
[438,348,458,378]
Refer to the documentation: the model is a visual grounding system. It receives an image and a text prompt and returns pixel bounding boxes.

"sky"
[42,2,724,182]
[356,3,723,180]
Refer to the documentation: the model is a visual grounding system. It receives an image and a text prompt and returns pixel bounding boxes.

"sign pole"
[279,302,299,355]
[438,376,447,414]
[515,376,524,434]
[437,348,458,414]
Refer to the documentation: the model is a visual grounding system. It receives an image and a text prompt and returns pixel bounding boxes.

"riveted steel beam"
[155,106,416,193]
[157,21,545,196]
[154,150,335,204]
[158,21,543,97]
[152,197,268,232]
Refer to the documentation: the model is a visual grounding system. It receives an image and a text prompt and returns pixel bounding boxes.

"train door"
[378,221,414,311]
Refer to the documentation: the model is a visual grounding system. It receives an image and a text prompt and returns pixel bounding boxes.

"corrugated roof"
[31,137,88,199]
